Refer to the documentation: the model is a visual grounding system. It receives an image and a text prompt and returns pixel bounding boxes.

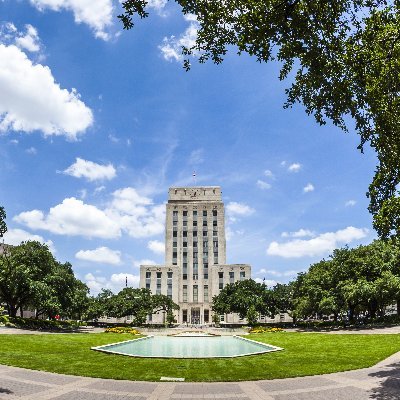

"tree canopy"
[119,0,400,239]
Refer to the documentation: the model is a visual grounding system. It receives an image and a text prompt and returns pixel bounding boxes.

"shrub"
[249,326,285,333]
[104,326,141,335]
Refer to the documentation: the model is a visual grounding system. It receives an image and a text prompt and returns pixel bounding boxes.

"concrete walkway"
[0,351,399,400]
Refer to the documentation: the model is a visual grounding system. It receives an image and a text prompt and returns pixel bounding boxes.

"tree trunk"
[19,306,23,318]
[397,299,400,316]
[8,304,17,318]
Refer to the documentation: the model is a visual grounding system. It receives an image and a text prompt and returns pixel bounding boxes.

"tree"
[119,1,400,239]
[0,206,7,238]
[108,287,154,325]
[212,279,276,321]
[0,241,57,317]
[151,294,179,325]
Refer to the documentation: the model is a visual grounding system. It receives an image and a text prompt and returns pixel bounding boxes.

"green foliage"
[291,240,400,321]
[0,241,89,320]
[119,1,400,239]
[212,279,277,320]
[0,206,7,238]
[246,305,259,326]
[6,317,85,331]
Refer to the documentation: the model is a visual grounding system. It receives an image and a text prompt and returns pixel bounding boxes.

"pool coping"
[91,335,283,359]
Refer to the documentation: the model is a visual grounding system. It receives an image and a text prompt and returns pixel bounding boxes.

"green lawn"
[0,332,399,381]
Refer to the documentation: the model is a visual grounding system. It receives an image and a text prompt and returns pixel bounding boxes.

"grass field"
[1,332,399,381]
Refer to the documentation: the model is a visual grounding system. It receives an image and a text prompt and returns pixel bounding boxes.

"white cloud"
[85,272,140,295]
[267,226,368,258]
[0,43,93,139]
[14,197,121,239]
[281,229,315,238]
[109,188,165,238]
[267,269,300,277]
[29,0,114,40]
[147,0,168,15]
[264,169,274,178]
[0,23,42,53]
[159,14,198,61]
[303,183,314,193]
[25,146,37,155]
[15,24,41,52]
[147,240,165,255]
[63,158,116,181]
[14,187,165,239]
[3,228,55,252]
[226,202,255,217]
[256,180,271,190]
[345,200,357,207]
[133,259,157,268]
[76,246,121,265]
[288,163,302,172]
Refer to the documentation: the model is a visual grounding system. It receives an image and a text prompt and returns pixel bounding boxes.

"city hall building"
[140,186,251,325]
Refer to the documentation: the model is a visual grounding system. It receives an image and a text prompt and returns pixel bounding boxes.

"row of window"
[146,271,174,298]
[173,240,219,248]
[173,230,218,237]
[182,284,209,303]
[173,210,218,217]
[218,271,246,289]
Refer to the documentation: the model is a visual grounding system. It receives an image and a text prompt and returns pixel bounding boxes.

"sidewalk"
[0,350,399,399]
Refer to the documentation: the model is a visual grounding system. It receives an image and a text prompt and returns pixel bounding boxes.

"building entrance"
[191,308,201,324]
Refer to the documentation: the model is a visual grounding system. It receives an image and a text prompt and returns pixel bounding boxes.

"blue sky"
[0,0,378,294]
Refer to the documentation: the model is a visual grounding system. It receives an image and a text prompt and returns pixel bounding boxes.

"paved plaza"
[0,350,398,400]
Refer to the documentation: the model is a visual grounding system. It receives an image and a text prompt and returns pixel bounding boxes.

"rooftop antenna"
[192,171,196,185]
[125,275,128,288]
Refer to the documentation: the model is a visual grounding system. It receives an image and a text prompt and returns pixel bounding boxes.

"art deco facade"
[140,186,251,324]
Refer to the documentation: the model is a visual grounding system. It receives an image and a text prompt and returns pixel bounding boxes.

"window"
[204,285,209,302]
[204,262,208,279]
[229,271,234,284]
[240,271,246,281]
[218,272,224,290]
[173,241,177,248]
[183,241,187,248]
[193,251,198,260]
[156,272,162,295]
[183,231,187,237]
[213,220,218,227]
[183,263,187,280]
[220,314,225,322]
[204,309,209,323]
[213,210,217,216]
[193,230,197,237]
[183,285,188,302]
[193,211,197,217]
[173,211,178,217]
[213,230,218,237]
[203,240,208,248]
[193,263,198,280]
[203,220,207,227]
[183,252,187,262]
[213,240,218,249]
[173,251,177,258]
[183,211,187,216]
[167,272,173,299]
[173,231,177,237]
[193,220,197,227]
[193,241,197,248]
[214,252,218,264]
[183,309,188,323]
[203,210,207,217]
[146,271,151,289]
[173,220,177,226]
[193,285,198,303]
[183,220,187,226]
[203,230,208,237]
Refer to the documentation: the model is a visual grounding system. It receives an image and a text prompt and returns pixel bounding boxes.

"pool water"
[92,335,282,358]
